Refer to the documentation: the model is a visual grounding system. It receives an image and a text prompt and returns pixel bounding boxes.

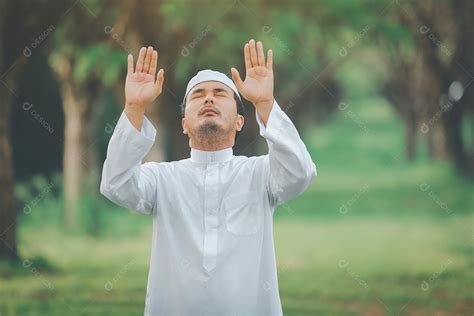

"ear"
[236,114,244,132]
[182,118,188,134]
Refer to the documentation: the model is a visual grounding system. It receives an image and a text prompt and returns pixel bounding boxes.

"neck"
[188,122,235,151]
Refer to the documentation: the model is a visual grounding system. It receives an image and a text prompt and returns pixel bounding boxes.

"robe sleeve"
[100,111,158,215]
[256,100,317,208]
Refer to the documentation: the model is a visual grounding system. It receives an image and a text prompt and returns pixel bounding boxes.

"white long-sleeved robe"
[100,100,317,315]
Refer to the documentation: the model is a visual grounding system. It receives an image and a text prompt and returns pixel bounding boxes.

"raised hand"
[231,39,274,110]
[125,46,164,110]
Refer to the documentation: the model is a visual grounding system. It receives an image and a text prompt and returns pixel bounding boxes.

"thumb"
[231,68,244,92]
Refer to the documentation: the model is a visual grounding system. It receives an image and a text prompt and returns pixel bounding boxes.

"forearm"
[100,111,158,214]
[256,100,317,205]
[254,98,274,127]
[264,107,314,178]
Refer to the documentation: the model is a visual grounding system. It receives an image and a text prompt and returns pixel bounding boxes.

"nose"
[204,94,214,104]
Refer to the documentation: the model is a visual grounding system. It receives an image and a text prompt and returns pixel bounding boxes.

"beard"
[195,120,224,142]
[187,116,236,149]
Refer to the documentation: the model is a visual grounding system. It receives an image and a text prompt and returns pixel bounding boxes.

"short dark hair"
[180,92,245,141]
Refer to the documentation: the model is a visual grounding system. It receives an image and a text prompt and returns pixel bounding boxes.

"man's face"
[182,81,244,142]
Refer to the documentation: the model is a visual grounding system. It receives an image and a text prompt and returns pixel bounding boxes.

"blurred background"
[0,0,473,315]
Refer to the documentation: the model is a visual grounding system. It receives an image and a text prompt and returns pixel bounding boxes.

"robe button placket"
[203,160,219,273]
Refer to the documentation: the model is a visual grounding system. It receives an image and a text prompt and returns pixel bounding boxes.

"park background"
[0,0,473,315]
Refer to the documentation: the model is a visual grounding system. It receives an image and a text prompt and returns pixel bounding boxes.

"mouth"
[201,109,219,117]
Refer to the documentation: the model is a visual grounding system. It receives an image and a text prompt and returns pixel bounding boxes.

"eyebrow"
[189,87,229,97]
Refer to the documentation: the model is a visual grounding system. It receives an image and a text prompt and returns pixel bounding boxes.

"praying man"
[100,39,317,315]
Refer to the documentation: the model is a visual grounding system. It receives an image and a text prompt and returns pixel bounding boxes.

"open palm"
[125,46,164,108]
[231,40,274,107]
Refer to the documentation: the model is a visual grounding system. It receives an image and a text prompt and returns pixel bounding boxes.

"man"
[100,39,317,315]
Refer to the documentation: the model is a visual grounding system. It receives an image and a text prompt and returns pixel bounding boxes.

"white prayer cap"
[184,69,241,102]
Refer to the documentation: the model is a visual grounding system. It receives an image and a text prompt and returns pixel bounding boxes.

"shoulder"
[141,159,190,172]
[229,154,269,172]
[233,154,268,164]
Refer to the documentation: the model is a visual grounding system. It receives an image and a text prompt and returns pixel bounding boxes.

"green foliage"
[74,44,124,86]
[48,0,125,87]
[3,1,472,314]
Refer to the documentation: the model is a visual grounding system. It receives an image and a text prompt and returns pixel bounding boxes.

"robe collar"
[190,147,233,164]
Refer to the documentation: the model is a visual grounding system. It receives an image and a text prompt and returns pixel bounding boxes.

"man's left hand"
[231,39,274,125]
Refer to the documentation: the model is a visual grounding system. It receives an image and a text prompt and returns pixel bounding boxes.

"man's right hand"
[124,46,164,131]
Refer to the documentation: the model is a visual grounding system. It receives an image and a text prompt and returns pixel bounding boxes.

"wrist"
[254,98,274,127]
[125,102,146,113]
[124,103,146,132]
[253,97,274,110]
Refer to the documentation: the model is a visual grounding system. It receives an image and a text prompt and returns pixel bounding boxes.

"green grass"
[0,216,471,315]
[1,96,473,315]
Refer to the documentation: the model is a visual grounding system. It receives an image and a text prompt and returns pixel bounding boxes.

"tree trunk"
[404,120,417,160]
[54,53,101,229]
[0,82,18,260]
[62,79,101,229]
[444,0,474,176]
[62,80,84,228]
[412,48,449,159]
[0,0,19,260]
[382,51,420,162]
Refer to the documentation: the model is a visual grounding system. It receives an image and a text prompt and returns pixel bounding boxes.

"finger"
[127,54,134,75]
[143,46,153,73]
[244,43,252,70]
[136,47,146,72]
[148,50,158,77]
[155,69,164,91]
[249,39,258,68]
[256,41,265,67]
[266,49,273,71]
[230,67,244,92]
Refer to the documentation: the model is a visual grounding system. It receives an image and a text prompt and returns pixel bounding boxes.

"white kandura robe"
[100,100,317,315]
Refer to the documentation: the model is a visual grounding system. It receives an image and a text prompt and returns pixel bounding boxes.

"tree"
[0,0,18,260]
[0,0,75,259]
[374,0,473,175]
[49,1,126,228]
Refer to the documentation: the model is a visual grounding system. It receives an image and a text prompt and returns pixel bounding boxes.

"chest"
[155,159,270,237]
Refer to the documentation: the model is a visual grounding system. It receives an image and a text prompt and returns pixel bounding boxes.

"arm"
[100,46,165,214]
[231,39,317,207]
[256,100,317,206]
[100,111,158,214]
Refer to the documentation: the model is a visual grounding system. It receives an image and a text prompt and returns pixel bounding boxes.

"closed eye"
[191,93,204,100]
